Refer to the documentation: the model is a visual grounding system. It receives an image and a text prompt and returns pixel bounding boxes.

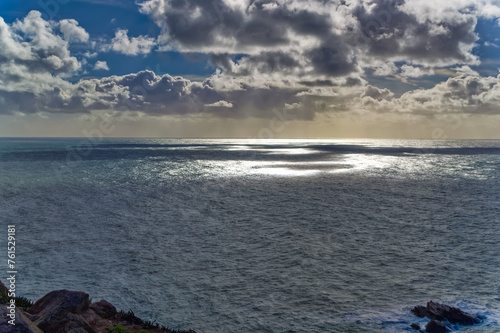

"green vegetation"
[0,290,34,309]
[14,295,34,309]
[0,290,8,304]
[108,310,195,333]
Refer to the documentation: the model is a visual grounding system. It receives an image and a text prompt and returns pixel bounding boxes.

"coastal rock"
[27,290,95,333]
[68,329,91,333]
[38,311,96,333]
[28,290,91,317]
[0,280,196,333]
[411,301,481,325]
[0,279,9,294]
[427,301,480,325]
[412,305,427,318]
[410,323,421,330]
[425,320,448,333]
[0,306,43,333]
[89,300,117,319]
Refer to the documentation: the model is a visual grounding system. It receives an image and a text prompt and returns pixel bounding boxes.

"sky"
[1,0,500,139]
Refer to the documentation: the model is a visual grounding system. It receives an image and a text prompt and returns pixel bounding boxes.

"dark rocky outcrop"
[27,290,94,333]
[89,300,117,319]
[412,301,481,325]
[0,306,43,333]
[0,280,41,333]
[411,301,483,332]
[410,322,421,330]
[0,279,9,293]
[425,320,447,333]
[412,305,428,318]
[0,280,196,333]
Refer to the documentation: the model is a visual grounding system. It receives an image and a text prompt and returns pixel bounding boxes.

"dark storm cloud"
[0,69,312,119]
[298,79,339,87]
[143,0,331,49]
[106,71,500,117]
[140,0,353,76]
[211,51,302,75]
[350,0,478,65]
[105,71,315,119]
[140,0,486,75]
[209,53,234,71]
[308,37,358,76]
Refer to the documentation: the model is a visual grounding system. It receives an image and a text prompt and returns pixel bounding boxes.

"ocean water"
[1,138,500,332]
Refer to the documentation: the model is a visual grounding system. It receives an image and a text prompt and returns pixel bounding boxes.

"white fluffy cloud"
[0,11,84,104]
[0,11,85,114]
[6,11,82,74]
[205,100,234,108]
[350,73,500,116]
[372,63,398,76]
[400,65,434,78]
[109,29,156,55]
[93,60,109,71]
[59,19,89,43]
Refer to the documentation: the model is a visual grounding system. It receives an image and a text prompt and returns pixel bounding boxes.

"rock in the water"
[411,301,481,326]
[426,320,448,333]
[27,289,95,333]
[410,322,421,330]
[89,300,117,319]
[412,305,428,317]
[425,301,480,325]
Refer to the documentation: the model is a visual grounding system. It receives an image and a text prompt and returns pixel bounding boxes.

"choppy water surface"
[1,138,500,332]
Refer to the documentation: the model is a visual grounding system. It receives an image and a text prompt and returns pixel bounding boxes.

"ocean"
[1,138,499,332]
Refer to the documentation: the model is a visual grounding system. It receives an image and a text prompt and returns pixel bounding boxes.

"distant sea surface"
[1,138,500,332]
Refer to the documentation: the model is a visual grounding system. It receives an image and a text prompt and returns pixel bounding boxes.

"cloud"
[109,29,156,55]
[3,61,500,120]
[0,11,84,112]
[205,100,233,108]
[94,70,313,119]
[351,0,481,67]
[0,11,85,114]
[352,73,500,115]
[372,62,398,76]
[400,65,434,78]
[0,65,322,120]
[138,0,500,78]
[2,6,500,123]
[93,60,109,71]
[453,65,480,76]
[484,41,499,48]
[362,85,394,101]
[59,19,89,43]
[84,51,98,58]
[479,3,500,19]
[5,11,82,74]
